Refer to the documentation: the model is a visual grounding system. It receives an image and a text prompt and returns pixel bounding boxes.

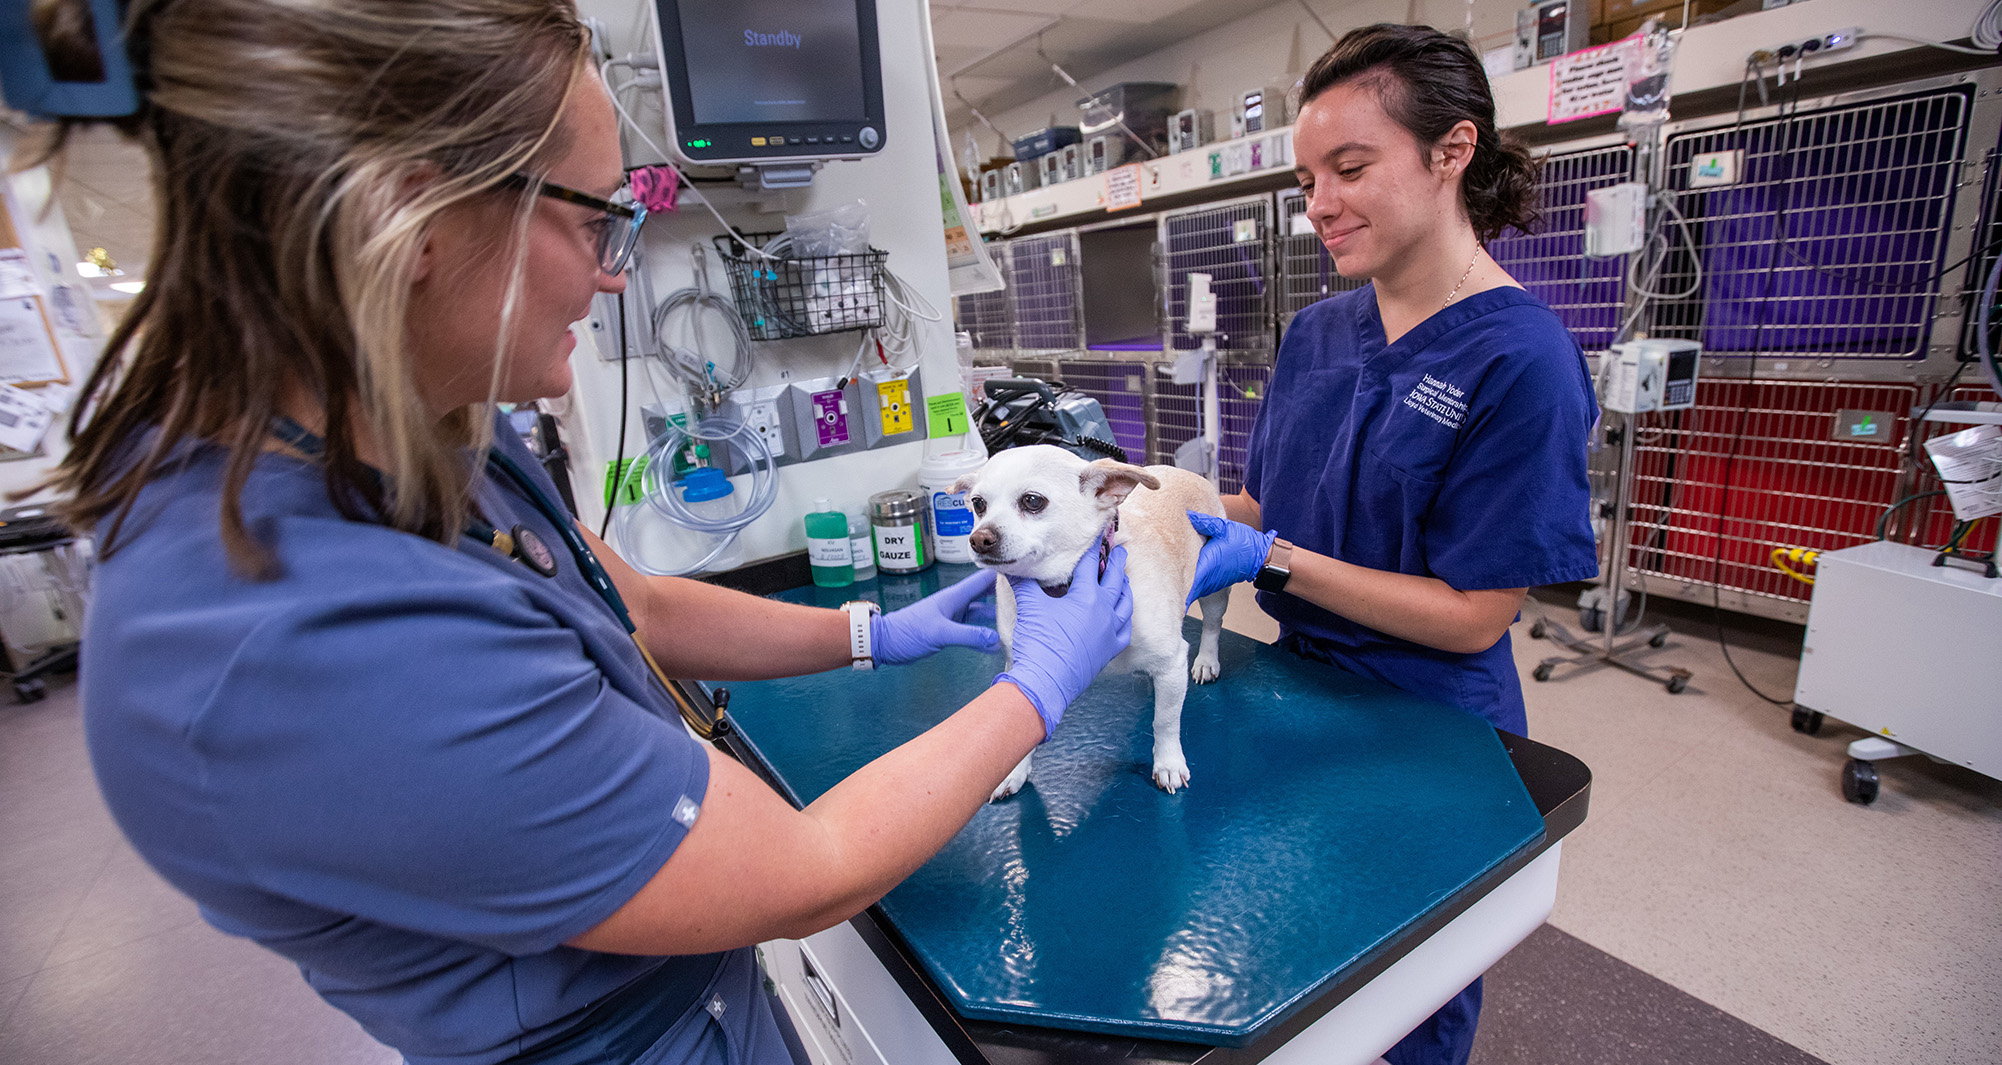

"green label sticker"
[605,455,649,506]
[926,392,969,438]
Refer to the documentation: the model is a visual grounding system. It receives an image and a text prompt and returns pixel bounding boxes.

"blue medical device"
[0,0,140,118]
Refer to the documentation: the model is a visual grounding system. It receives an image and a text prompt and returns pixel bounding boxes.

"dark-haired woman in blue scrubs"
[1185,25,1599,1065]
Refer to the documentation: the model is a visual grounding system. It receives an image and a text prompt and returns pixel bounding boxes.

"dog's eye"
[970,495,986,516]
[1019,492,1047,514]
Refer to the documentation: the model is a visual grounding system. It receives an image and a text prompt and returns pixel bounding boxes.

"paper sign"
[0,383,53,454]
[604,455,649,506]
[0,297,65,385]
[1549,36,1642,124]
[1689,149,1743,188]
[0,250,35,301]
[926,391,969,439]
[1105,164,1143,212]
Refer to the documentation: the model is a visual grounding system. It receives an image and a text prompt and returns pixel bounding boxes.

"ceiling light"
[109,280,145,294]
[82,247,122,277]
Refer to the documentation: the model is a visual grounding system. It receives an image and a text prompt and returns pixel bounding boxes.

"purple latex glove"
[870,569,1002,665]
[996,544,1134,739]
[1185,510,1279,605]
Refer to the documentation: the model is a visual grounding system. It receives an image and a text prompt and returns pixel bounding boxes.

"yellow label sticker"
[877,379,912,435]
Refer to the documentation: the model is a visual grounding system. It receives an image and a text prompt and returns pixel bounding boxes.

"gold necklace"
[1443,246,1481,308]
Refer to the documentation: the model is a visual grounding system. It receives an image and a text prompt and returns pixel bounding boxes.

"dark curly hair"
[1300,23,1541,242]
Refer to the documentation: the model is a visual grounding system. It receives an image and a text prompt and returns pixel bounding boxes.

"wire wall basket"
[712,233,887,341]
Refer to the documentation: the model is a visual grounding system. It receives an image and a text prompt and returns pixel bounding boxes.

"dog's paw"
[1190,652,1221,684]
[1151,754,1191,794]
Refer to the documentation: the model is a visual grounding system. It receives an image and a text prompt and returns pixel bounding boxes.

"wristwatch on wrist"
[841,600,881,671]
[1253,537,1295,593]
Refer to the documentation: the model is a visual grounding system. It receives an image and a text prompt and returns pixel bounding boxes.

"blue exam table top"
[699,563,1589,1062]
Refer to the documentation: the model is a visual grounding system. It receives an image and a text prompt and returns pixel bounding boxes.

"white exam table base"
[763,842,1564,1065]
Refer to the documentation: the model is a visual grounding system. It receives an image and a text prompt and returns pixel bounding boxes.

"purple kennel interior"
[1663,89,1968,359]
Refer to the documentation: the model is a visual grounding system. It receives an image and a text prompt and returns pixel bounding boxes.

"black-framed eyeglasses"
[505,172,646,276]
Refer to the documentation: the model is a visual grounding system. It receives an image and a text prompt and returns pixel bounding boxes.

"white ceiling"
[37,0,1282,286]
[932,0,1281,132]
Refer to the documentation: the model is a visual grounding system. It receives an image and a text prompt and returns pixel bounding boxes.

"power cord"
[598,291,630,540]
[1710,75,1803,709]
[1854,31,2001,58]
[600,51,778,263]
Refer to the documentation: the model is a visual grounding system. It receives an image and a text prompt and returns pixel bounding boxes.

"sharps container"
[868,489,934,574]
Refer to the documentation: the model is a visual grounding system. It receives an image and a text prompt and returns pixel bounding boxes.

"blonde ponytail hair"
[34,0,590,576]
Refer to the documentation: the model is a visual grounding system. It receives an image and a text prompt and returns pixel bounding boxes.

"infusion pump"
[1602,339,1699,414]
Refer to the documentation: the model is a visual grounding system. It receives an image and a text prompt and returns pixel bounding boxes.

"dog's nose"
[969,526,1000,553]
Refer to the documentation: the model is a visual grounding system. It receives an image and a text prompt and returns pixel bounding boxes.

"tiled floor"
[1,585,1996,1064]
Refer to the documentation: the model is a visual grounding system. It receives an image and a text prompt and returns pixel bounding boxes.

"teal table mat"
[715,566,1544,1046]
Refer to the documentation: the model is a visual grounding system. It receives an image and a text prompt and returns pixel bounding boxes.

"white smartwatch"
[841,600,881,671]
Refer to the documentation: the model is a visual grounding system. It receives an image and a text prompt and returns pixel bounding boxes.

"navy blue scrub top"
[1245,285,1599,735]
[82,417,735,1065]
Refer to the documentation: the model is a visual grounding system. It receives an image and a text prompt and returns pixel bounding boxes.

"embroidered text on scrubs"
[1404,374,1469,430]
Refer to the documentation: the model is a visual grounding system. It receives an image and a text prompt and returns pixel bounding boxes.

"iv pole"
[1527,119,1694,694]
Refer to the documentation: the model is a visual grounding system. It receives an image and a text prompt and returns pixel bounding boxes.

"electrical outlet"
[1752,26,1859,67]
[810,388,850,448]
[744,398,786,458]
[876,377,913,436]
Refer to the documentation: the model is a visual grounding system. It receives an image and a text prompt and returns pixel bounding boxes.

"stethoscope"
[270,416,729,742]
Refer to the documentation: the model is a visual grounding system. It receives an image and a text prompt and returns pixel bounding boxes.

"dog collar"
[1098,511,1119,579]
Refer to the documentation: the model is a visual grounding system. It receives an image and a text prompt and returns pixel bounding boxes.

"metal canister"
[868,489,934,575]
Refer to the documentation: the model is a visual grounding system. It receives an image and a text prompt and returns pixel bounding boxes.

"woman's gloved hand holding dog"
[1184,511,1278,605]
[997,544,1134,739]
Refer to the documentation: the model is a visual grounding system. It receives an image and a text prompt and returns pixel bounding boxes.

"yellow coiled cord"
[1771,546,1820,585]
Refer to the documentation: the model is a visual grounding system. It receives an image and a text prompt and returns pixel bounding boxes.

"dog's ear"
[1079,459,1160,509]
[951,471,981,495]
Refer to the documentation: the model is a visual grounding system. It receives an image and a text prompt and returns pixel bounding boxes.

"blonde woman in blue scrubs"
[38,3,1131,1064]
[1186,24,1600,1065]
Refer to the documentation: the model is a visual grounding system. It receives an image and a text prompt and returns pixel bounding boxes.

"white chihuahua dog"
[953,444,1232,798]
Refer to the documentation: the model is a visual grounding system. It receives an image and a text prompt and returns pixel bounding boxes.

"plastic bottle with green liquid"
[804,498,853,587]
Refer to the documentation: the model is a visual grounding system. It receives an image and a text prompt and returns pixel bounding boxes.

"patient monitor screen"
[677,0,867,125]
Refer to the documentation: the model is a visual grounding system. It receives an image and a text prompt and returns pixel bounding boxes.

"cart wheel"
[1533,663,1554,682]
[1666,674,1688,694]
[12,677,45,704]
[1529,619,1548,640]
[1580,607,1603,633]
[1842,759,1879,805]
[1649,631,1668,649]
[1790,707,1825,735]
